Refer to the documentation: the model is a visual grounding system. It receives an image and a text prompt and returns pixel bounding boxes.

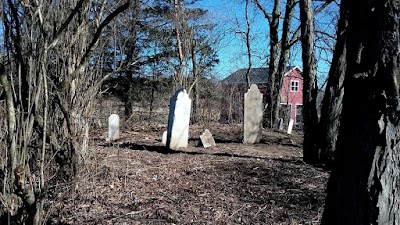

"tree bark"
[300,0,320,164]
[0,64,17,174]
[191,39,199,123]
[267,0,281,128]
[318,2,348,166]
[254,0,280,127]
[272,0,295,125]
[173,0,184,90]
[321,0,400,224]
[244,0,252,89]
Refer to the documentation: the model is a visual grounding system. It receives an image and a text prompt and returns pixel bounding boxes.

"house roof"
[222,66,301,84]
[222,68,268,84]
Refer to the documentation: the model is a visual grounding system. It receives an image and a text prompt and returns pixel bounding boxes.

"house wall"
[220,67,304,126]
[280,68,303,123]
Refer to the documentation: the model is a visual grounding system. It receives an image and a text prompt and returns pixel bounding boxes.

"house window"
[290,80,299,92]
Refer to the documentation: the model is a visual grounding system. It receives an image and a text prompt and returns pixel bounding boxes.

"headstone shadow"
[117,141,270,160]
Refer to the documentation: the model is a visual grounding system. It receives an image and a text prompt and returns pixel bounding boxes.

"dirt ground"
[46,124,329,225]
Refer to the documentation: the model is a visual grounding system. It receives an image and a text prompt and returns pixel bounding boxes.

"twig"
[229,204,247,218]
[255,204,268,216]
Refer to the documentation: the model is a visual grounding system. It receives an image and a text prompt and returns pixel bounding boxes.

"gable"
[284,66,303,79]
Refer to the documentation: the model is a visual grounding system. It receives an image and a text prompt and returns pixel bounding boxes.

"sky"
[193,0,339,86]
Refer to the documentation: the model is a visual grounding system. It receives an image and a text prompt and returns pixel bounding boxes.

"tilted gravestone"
[200,129,216,148]
[167,88,191,149]
[243,84,263,144]
[107,114,120,142]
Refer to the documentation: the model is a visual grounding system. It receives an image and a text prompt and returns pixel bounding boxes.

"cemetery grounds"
[47,124,329,225]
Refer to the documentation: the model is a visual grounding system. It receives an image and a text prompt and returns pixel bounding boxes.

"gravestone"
[107,114,120,142]
[162,131,167,145]
[200,129,216,148]
[243,84,263,144]
[167,88,191,149]
[287,118,294,135]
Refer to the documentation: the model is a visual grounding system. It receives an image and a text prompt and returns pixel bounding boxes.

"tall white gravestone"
[107,114,120,142]
[243,84,263,144]
[287,118,294,135]
[167,88,192,149]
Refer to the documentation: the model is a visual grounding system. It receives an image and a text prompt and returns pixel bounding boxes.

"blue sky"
[193,0,339,86]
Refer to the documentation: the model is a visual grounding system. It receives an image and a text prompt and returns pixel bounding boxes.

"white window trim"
[290,80,299,92]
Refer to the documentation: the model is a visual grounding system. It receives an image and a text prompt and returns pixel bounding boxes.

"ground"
[47,124,329,225]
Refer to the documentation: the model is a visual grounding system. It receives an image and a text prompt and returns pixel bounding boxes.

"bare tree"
[254,0,334,128]
[254,0,281,127]
[173,0,185,90]
[318,0,347,166]
[300,0,332,164]
[0,0,129,223]
[243,0,253,89]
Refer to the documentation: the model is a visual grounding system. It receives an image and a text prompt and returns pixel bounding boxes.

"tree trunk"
[321,0,400,224]
[254,0,281,127]
[272,0,295,125]
[0,65,17,173]
[173,0,184,90]
[244,0,252,89]
[191,39,199,123]
[300,0,320,164]
[318,2,348,166]
[267,0,281,128]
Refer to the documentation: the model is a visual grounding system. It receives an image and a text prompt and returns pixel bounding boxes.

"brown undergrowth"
[46,124,329,225]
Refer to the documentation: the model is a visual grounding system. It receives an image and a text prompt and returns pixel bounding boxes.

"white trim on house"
[290,80,299,92]
[283,66,303,78]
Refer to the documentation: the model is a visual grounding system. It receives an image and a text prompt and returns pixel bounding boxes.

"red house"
[221,66,303,125]
[280,66,303,124]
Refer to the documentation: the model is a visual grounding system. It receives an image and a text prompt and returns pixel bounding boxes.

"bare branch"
[70,0,130,80]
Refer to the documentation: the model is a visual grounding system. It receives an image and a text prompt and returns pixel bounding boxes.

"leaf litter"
[46,124,329,225]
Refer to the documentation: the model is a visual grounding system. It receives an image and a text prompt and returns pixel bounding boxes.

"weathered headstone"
[287,118,294,135]
[162,131,167,145]
[107,114,120,142]
[167,88,191,149]
[200,129,216,148]
[278,118,284,131]
[243,84,263,144]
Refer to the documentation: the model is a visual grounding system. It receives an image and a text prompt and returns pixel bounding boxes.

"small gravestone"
[278,118,284,131]
[107,114,120,142]
[162,131,167,145]
[167,88,191,149]
[200,129,216,148]
[243,84,263,144]
[287,118,294,135]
